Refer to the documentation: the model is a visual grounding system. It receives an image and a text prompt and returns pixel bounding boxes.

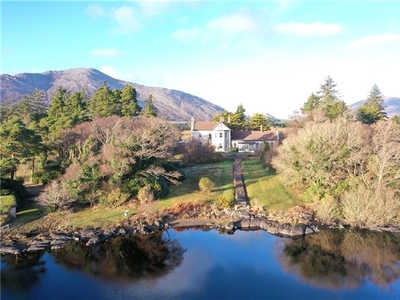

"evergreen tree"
[0,117,42,186]
[142,94,158,117]
[358,84,387,124]
[301,93,320,114]
[120,85,141,117]
[88,82,120,118]
[212,112,233,123]
[249,113,270,131]
[318,76,347,120]
[65,91,88,125]
[1,89,48,125]
[230,103,247,130]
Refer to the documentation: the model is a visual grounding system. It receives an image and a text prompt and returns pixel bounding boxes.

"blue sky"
[2,0,400,118]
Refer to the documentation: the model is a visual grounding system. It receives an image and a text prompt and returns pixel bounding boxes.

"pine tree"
[88,82,120,118]
[120,85,141,117]
[358,84,387,124]
[301,93,320,113]
[142,94,158,117]
[230,103,247,130]
[249,113,269,131]
[0,117,42,186]
[318,76,347,120]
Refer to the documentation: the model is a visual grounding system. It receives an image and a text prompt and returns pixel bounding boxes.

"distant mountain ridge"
[0,68,226,121]
[349,97,400,117]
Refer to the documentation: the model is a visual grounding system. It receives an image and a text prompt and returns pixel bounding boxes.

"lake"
[1,227,400,300]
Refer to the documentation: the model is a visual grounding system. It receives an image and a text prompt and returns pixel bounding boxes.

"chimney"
[228,115,231,124]
[260,124,263,132]
[276,127,280,141]
[190,117,195,131]
[220,115,223,122]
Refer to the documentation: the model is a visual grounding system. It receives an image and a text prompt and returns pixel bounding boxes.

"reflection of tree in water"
[281,229,400,289]
[1,251,46,297]
[52,231,185,282]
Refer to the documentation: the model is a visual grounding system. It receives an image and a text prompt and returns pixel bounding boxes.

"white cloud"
[90,48,124,58]
[110,6,141,34]
[85,4,105,18]
[207,13,257,34]
[349,33,400,49]
[276,21,342,37]
[100,65,121,79]
[172,11,258,44]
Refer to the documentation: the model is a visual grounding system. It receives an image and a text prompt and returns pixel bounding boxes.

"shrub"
[198,177,215,193]
[0,195,17,215]
[137,186,155,205]
[216,194,234,208]
[313,195,340,224]
[341,186,400,227]
[100,188,130,207]
[36,180,77,212]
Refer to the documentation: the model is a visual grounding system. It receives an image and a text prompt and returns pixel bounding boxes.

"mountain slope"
[349,97,400,117]
[0,68,225,121]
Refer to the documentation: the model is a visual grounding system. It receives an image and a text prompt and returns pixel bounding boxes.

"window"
[209,133,212,139]
[220,132,223,138]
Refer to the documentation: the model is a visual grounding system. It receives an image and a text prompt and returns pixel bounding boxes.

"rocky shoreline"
[0,207,319,255]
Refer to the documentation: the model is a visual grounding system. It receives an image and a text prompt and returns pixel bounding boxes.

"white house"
[190,119,279,153]
[190,120,231,152]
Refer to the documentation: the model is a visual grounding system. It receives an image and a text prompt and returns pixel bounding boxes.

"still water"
[2,228,400,300]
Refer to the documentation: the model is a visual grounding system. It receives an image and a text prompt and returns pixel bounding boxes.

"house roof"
[231,130,277,141]
[193,121,223,131]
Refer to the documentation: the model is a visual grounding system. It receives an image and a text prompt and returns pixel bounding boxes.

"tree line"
[0,83,174,211]
[271,76,400,228]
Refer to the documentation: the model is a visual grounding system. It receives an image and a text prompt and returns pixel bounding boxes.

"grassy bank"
[155,160,234,211]
[5,161,234,231]
[242,159,301,211]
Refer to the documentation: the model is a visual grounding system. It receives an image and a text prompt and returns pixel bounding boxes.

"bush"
[36,180,77,212]
[0,177,27,201]
[198,177,215,193]
[100,188,130,207]
[313,195,340,224]
[0,195,17,215]
[216,194,234,208]
[341,186,400,227]
[137,186,154,205]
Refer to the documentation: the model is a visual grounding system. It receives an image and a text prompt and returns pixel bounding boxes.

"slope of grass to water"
[155,160,234,211]
[242,159,301,211]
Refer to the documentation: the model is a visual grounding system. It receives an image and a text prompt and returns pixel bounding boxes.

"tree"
[142,94,158,117]
[120,85,141,117]
[88,82,120,118]
[301,93,320,114]
[358,84,387,124]
[230,103,248,130]
[318,76,347,120]
[0,89,48,126]
[249,113,269,131]
[272,118,371,199]
[0,117,42,187]
[212,112,233,123]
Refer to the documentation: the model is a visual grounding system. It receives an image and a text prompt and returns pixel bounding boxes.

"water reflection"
[1,231,184,297]
[280,229,400,289]
[52,232,185,282]
[1,251,46,297]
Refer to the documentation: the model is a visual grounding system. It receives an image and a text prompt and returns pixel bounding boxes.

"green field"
[242,159,301,211]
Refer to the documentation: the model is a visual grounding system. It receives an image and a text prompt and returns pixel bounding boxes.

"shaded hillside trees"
[0,117,42,188]
[37,116,182,210]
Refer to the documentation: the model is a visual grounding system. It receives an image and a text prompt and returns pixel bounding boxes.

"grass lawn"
[155,160,234,211]
[242,159,301,211]
[4,161,234,231]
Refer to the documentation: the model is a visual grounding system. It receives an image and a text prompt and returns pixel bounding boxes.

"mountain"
[349,97,400,117]
[0,68,225,121]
